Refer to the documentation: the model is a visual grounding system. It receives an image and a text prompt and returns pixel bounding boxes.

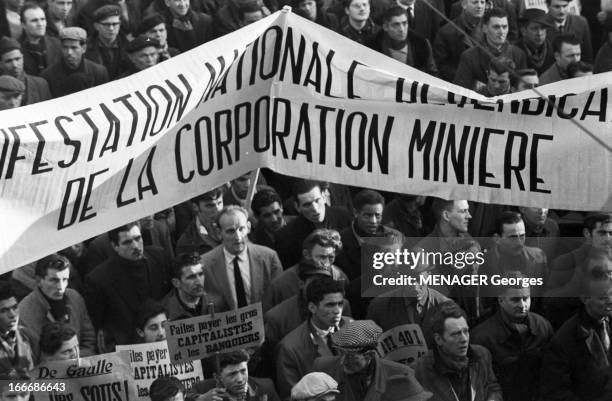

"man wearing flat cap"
[41,27,109,98]
[291,372,340,401]
[118,35,160,77]
[138,13,179,61]
[0,75,25,110]
[84,4,129,79]
[0,36,50,105]
[515,8,555,75]
[276,276,352,401]
[312,320,416,401]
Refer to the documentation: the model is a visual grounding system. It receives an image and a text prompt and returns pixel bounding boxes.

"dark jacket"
[471,310,554,401]
[415,345,503,401]
[18,287,96,361]
[274,206,352,268]
[372,29,438,76]
[540,309,612,401]
[164,9,214,53]
[433,13,483,82]
[594,42,612,74]
[276,317,352,400]
[187,377,280,401]
[548,243,592,290]
[313,356,414,401]
[20,34,62,76]
[339,17,380,47]
[22,73,51,105]
[454,40,527,89]
[0,326,34,374]
[84,33,131,80]
[161,288,228,321]
[83,246,171,347]
[40,58,109,98]
[175,218,221,256]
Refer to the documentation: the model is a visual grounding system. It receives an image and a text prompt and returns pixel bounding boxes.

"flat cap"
[0,37,20,57]
[60,27,87,42]
[93,5,121,22]
[126,36,160,53]
[138,13,165,34]
[291,373,339,401]
[518,8,555,28]
[0,75,25,93]
[381,374,433,401]
[331,320,382,351]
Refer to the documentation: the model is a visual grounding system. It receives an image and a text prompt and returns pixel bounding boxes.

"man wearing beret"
[0,74,25,110]
[313,320,417,401]
[0,37,50,105]
[137,13,179,61]
[118,35,160,77]
[85,5,129,79]
[41,27,108,98]
[19,3,62,76]
[162,0,214,52]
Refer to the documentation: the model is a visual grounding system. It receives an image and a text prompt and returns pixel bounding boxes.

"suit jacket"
[20,34,62,76]
[83,246,171,346]
[201,243,282,310]
[276,317,352,400]
[18,287,96,361]
[186,377,280,401]
[164,9,214,52]
[22,73,51,105]
[546,14,593,62]
[433,13,483,82]
[313,356,414,401]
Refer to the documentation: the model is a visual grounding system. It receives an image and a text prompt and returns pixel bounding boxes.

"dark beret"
[93,4,121,22]
[138,13,165,34]
[0,37,21,58]
[126,36,161,53]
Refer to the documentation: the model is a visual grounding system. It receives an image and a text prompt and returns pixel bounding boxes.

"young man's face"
[112,225,144,261]
[355,203,383,234]
[548,0,569,22]
[486,70,510,95]
[586,222,612,253]
[345,0,369,23]
[461,0,486,18]
[195,196,223,224]
[138,313,167,343]
[298,0,317,21]
[94,15,120,44]
[0,50,23,79]
[22,7,47,39]
[49,0,73,20]
[521,21,547,47]
[164,0,190,17]
[39,267,70,300]
[515,74,539,91]
[519,207,548,227]
[296,186,326,223]
[383,14,408,42]
[483,16,508,47]
[220,361,249,396]
[257,201,284,232]
[0,297,18,333]
[496,220,526,255]
[435,317,469,357]
[554,43,581,69]
[50,335,80,361]
[309,292,344,329]
[145,23,167,46]
[173,263,205,299]
[444,200,471,233]
[61,39,85,70]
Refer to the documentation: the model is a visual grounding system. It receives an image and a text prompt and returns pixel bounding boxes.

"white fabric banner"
[0,9,611,272]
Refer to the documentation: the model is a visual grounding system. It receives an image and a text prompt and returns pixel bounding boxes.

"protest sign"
[116,341,203,400]
[377,324,428,367]
[29,351,137,401]
[0,9,611,273]
[165,303,264,363]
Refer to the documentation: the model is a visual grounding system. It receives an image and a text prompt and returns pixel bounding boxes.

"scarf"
[41,289,69,322]
[523,41,548,70]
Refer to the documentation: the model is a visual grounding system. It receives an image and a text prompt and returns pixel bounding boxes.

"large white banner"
[0,9,611,272]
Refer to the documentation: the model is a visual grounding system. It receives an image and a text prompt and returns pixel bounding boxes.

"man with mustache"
[83,222,171,352]
[162,252,228,320]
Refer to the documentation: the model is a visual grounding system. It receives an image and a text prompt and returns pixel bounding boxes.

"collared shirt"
[223,247,251,306]
[311,319,335,340]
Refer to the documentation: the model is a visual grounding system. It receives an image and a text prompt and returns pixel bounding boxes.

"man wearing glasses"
[312,320,418,401]
[84,4,129,79]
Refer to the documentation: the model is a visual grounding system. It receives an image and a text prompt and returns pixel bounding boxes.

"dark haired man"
[39,322,78,362]
[539,33,581,84]
[250,189,293,249]
[150,376,185,401]
[176,187,225,256]
[0,281,34,373]
[19,253,95,360]
[134,300,167,343]
[545,0,592,62]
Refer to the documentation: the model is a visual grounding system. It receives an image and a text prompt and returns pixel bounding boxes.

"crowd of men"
[0,0,611,107]
[0,170,611,401]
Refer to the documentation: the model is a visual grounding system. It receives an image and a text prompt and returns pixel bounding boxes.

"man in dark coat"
[454,7,526,90]
[540,271,612,400]
[275,180,352,268]
[162,0,214,52]
[545,0,592,62]
[515,8,555,75]
[83,223,171,351]
[84,5,130,80]
[0,37,50,105]
[40,27,108,98]
[19,3,62,76]
[371,6,437,76]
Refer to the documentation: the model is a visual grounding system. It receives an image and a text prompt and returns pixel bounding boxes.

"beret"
[93,4,121,22]
[331,320,382,351]
[0,75,25,93]
[126,36,160,53]
[0,37,21,58]
[138,13,165,34]
[59,27,87,42]
[291,373,339,401]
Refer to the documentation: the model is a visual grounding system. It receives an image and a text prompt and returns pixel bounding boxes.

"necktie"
[599,320,610,353]
[233,256,247,307]
[407,7,414,28]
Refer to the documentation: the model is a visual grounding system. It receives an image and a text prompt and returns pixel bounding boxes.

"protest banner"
[165,303,264,363]
[116,341,203,400]
[523,0,547,11]
[29,351,137,401]
[377,324,428,367]
[0,9,611,273]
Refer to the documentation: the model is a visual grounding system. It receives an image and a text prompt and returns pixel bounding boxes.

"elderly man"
[0,74,24,110]
[41,27,108,98]
[313,320,418,401]
[0,37,50,105]
[119,35,160,77]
